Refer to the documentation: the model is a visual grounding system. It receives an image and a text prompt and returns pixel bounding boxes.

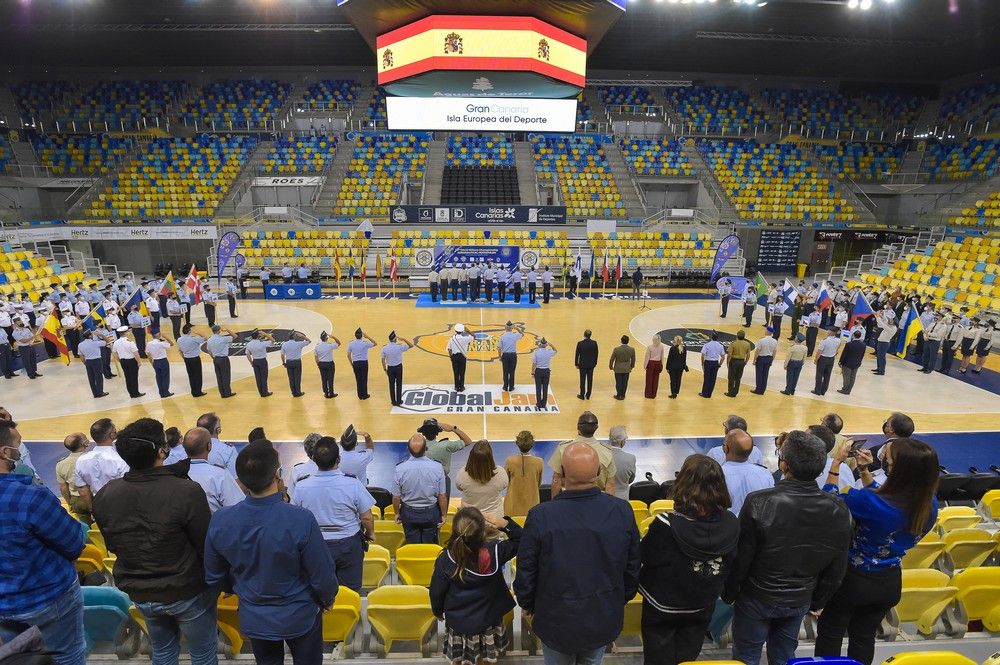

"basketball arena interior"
[2,0,1000,664]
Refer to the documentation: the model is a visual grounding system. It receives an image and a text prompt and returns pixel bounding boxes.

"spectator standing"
[339,425,375,487]
[456,440,509,519]
[665,336,688,399]
[55,433,90,523]
[503,431,543,517]
[420,419,474,499]
[393,434,448,544]
[548,412,617,497]
[607,426,636,502]
[639,455,739,665]
[837,329,867,395]
[73,418,127,513]
[181,428,245,514]
[609,335,636,400]
[707,416,764,467]
[720,429,774,516]
[643,335,666,398]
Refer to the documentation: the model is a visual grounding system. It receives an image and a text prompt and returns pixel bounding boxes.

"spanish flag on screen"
[41,313,71,365]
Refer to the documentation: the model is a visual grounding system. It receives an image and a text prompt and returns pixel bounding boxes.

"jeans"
[641,601,713,665]
[134,588,219,665]
[542,643,606,665]
[814,566,901,665]
[784,361,803,394]
[731,593,808,665]
[251,612,323,665]
[875,341,889,373]
[0,583,85,665]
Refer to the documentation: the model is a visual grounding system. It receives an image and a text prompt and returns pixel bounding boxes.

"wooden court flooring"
[10,296,1000,444]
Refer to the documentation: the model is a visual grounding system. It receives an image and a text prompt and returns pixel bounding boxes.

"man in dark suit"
[837,329,867,395]
[574,329,599,400]
[608,335,636,400]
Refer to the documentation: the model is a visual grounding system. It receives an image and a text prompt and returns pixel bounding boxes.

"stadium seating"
[765,88,904,135]
[885,568,963,638]
[0,245,87,300]
[576,94,595,129]
[619,138,694,177]
[949,191,1000,228]
[940,528,996,571]
[367,87,388,121]
[864,92,927,128]
[901,532,946,570]
[588,231,715,270]
[333,133,427,218]
[301,79,362,108]
[952,567,1000,632]
[260,135,336,174]
[12,80,76,120]
[442,135,518,205]
[699,139,859,222]
[814,143,906,182]
[388,230,570,271]
[365,585,437,656]
[667,85,771,133]
[394,544,441,586]
[54,80,187,128]
[322,587,362,654]
[362,544,391,588]
[0,134,9,173]
[34,135,134,176]
[80,586,131,652]
[178,79,292,129]
[881,655,977,665]
[87,135,256,220]
[856,237,1000,313]
[924,139,1000,181]
[240,230,369,271]
[940,81,1000,126]
[600,86,657,111]
[531,134,626,218]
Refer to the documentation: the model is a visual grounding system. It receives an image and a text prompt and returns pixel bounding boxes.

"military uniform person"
[751,331,779,395]
[12,320,42,378]
[146,333,173,398]
[144,290,161,335]
[448,265,460,301]
[392,439,447,544]
[805,309,822,357]
[498,321,524,392]
[527,269,538,304]
[469,263,481,301]
[60,311,81,357]
[542,266,554,304]
[245,330,275,397]
[347,328,377,399]
[531,338,557,410]
[94,323,117,378]
[176,324,207,397]
[718,279,733,318]
[447,323,472,392]
[78,330,110,398]
[201,285,218,328]
[459,265,469,301]
[206,326,237,398]
[292,438,376,592]
[126,305,147,358]
[166,295,184,339]
[511,268,523,303]
[742,285,756,327]
[177,289,192,325]
[259,267,271,298]
[113,326,144,398]
[381,331,413,407]
[0,327,13,379]
[236,266,248,298]
[484,264,497,302]
[315,331,341,398]
[428,268,440,303]
[769,298,788,339]
[224,279,238,318]
[496,266,510,303]
[281,331,312,397]
[725,330,753,398]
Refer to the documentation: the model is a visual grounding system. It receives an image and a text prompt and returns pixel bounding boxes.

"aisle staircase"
[814,226,947,285]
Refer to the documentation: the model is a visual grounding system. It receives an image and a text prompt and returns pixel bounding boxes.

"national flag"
[348,253,355,281]
[41,312,70,365]
[781,279,797,308]
[615,254,623,282]
[574,251,582,280]
[334,249,342,281]
[754,272,769,306]
[601,255,609,284]
[81,302,107,332]
[375,254,383,280]
[588,251,595,285]
[123,288,151,331]
[817,285,834,311]
[848,291,874,328]
[184,265,202,305]
[895,305,923,357]
[159,271,177,297]
[360,255,367,281]
[389,255,399,281]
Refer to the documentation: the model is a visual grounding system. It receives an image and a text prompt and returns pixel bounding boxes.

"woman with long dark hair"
[665,335,689,399]
[814,438,940,665]
[639,454,739,665]
[455,440,509,518]
[430,507,521,665]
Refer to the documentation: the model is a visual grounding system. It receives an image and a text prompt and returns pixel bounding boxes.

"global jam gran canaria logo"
[414,323,542,363]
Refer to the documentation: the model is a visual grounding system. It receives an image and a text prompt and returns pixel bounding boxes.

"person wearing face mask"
[868,412,915,481]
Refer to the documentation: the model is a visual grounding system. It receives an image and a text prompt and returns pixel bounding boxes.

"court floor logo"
[414,323,541,362]
[217,328,295,357]
[391,384,559,414]
[656,327,755,353]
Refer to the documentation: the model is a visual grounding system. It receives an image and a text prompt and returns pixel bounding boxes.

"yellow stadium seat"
[901,532,945,570]
[216,594,248,657]
[75,543,105,576]
[363,544,391,588]
[373,520,405,557]
[885,569,963,638]
[649,499,674,515]
[951,567,1000,632]
[630,500,649,526]
[395,544,441,586]
[936,506,982,532]
[366,585,437,657]
[941,528,997,570]
[322,587,361,655]
[983,651,1000,665]
[611,594,643,652]
[639,516,655,538]
[881,652,977,665]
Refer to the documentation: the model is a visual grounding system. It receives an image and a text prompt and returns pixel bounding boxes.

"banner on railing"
[390,205,566,225]
[429,245,521,272]
[39,178,96,189]
[253,176,324,187]
[1,225,218,243]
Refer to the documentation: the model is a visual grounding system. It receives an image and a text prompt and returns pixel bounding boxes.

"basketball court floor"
[10,295,1000,489]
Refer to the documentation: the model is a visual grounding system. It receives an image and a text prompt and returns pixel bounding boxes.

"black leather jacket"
[722,478,852,611]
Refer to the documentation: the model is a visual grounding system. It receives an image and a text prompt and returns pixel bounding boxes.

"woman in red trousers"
[644,334,665,398]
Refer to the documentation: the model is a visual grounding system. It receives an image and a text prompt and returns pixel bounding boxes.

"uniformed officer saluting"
[245,329,277,397]
[347,328,377,400]
[205,325,238,398]
[381,330,414,407]
[281,330,312,397]
[176,324,207,398]
[315,331,341,399]
[497,321,524,392]
[447,323,473,392]
[392,433,447,544]
[292,436,376,592]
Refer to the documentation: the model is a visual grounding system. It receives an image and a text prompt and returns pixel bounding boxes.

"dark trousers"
[614,371,630,399]
[498,284,507,302]
[238,280,247,299]
[386,364,403,405]
[430,282,439,302]
[472,277,481,301]
[578,367,594,398]
[19,345,38,377]
[449,280,459,300]
[815,356,835,395]
[771,315,783,339]
[318,361,335,397]
[260,280,269,298]
[170,316,182,339]
[534,368,551,408]
[806,327,819,357]
[252,358,269,395]
[132,327,147,358]
[120,358,141,397]
[727,358,747,395]
[815,566,901,665]
[0,344,13,378]
[84,358,104,397]
[543,283,551,303]
[486,280,494,302]
[501,352,517,391]
[228,296,238,318]
[667,368,683,396]
[183,357,202,395]
[66,329,80,357]
[940,340,956,373]
[183,307,191,325]
[460,280,468,301]
[875,341,889,373]
[153,358,171,397]
[921,339,940,372]
[784,361,803,394]
[285,359,303,395]
[402,520,440,545]
[213,356,232,396]
[529,283,537,303]
[101,347,115,378]
[205,304,216,328]
[754,356,773,393]
[150,312,161,335]
[324,537,363,593]
[732,593,809,665]
[743,304,754,327]
[721,295,731,318]
[513,283,522,303]
[451,354,467,391]
[641,602,714,665]
[250,612,323,665]
[701,360,720,396]
[352,360,369,398]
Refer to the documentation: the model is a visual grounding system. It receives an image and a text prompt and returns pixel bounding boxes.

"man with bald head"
[514,443,640,665]
[56,433,90,522]
[392,433,447,544]
[720,428,774,516]
[182,427,244,513]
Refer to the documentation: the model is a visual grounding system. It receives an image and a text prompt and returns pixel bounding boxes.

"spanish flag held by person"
[41,312,71,364]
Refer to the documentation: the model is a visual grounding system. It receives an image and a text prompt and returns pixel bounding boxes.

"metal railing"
[20,115,172,135]
[775,123,913,143]
[671,121,770,139]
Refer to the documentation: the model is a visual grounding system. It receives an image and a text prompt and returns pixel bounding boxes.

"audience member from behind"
[92,418,217,665]
[814,438,940,665]
[514,443,640,665]
[456,440,509,518]
[73,417,127,512]
[182,427,245,514]
[164,426,186,465]
[0,425,87,665]
[55,432,90,523]
[870,412,914,477]
[607,425,636,502]
[286,432,323,500]
[503,431,543,516]
[723,430,852,665]
[430,507,522,665]
[707,415,763,466]
[393,434,448,544]
[205,441,337,665]
[548,411,617,497]
[720,428,774,516]
[807,424,858,493]
[639,454,739,665]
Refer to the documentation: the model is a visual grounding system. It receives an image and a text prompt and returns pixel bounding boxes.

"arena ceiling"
[1,0,998,83]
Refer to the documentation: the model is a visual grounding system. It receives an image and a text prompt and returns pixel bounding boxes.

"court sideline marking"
[480,306,488,440]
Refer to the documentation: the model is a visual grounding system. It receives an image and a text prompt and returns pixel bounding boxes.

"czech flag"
[817,285,834,311]
[848,291,874,328]
[41,312,71,365]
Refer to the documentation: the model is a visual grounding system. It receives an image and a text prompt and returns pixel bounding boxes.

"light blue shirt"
[166,300,183,316]
[314,342,339,362]
[188,459,245,513]
[287,460,319,501]
[0,329,8,345]
[380,342,408,367]
[708,444,764,467]
[722,460,775,515]
[340,448,374,487]
[208,438,239,477]
[127,311,143,328]
[78,338,106,361]
[347,339,374,362]
[392,455,446,508]
[293,470,376,541]
[165,445,187,466]
[245,338,269,360]
[542,271,553,284]
[499,331,522,354]
[281,339,310,361]
[177,334,204,358]
[702,340,726,362]
[818,336,843,358]
[297,267,310,279]
[205,335,233,357]
[533,347,557,369]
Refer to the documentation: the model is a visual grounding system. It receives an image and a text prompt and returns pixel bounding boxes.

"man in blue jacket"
[514,443,640,665]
